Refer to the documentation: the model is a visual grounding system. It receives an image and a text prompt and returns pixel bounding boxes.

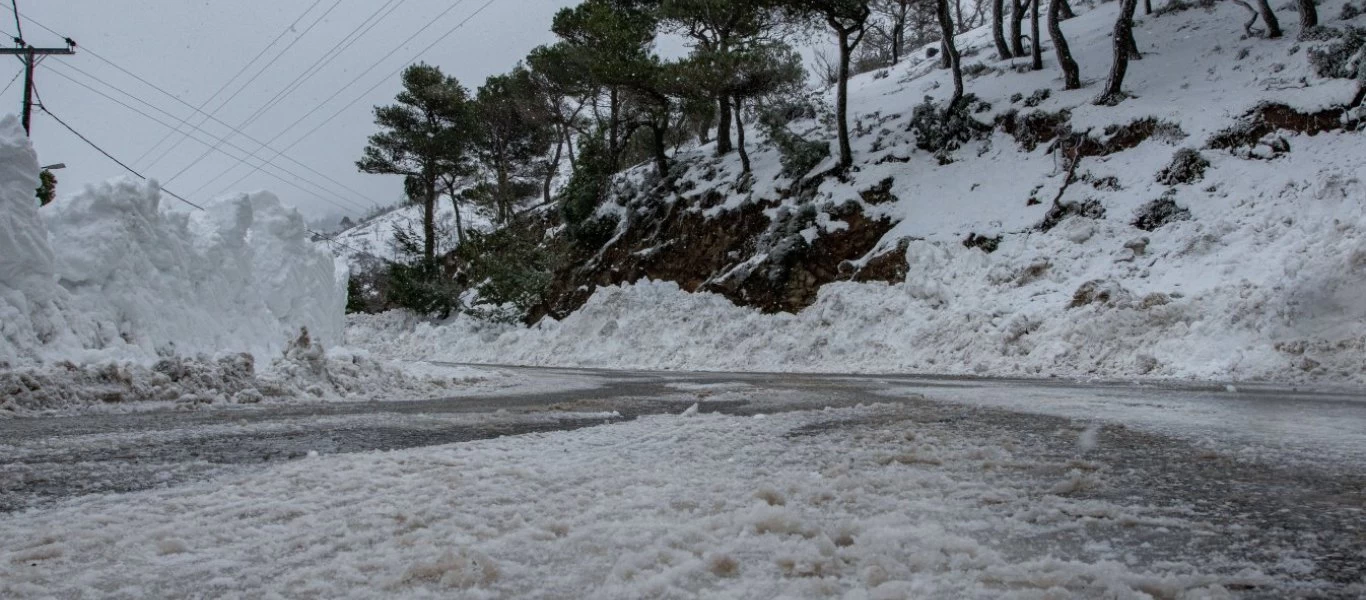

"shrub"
[759,101,831,179]
[385,259,462,318]
[454,224,559,322]
[1156,148,1211,185]
[908,95,991,155]
[1307,26,1366,81]
[1133,191,1192,231]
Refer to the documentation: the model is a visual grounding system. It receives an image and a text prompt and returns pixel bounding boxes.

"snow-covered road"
[2,367,1363,598]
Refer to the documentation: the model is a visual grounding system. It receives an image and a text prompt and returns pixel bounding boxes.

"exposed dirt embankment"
[531,100,1358,324]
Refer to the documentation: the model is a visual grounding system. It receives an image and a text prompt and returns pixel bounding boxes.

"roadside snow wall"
[0,115,345,366]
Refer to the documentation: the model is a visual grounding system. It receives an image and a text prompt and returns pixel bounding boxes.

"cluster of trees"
[355,0,1340,316]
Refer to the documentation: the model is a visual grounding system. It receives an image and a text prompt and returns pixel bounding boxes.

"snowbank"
[0,115,345,366]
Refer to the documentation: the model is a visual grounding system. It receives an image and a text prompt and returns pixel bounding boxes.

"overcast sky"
[14,0,583,223]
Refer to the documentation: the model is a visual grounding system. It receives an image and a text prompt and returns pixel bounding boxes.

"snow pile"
[0,115,345,365]
[0,325,489,416]
[352,1,1366,383]
[0,404,1260,598]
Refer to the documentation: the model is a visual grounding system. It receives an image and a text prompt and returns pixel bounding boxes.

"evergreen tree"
[357,63,476,262]
[786,0,873,169]
[473,66,557,224]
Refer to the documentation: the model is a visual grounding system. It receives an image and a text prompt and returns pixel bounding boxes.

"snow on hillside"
[352,1,1366,384]
[324,199,495,265]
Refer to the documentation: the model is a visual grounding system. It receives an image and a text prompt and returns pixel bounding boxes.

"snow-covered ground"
[352,1,1366,385]
[0,402,1267,599]
[323,197,495,265]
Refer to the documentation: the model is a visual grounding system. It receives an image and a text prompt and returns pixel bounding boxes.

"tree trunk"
[1049,0,1081,89]
[450,187,464,245]
[836,29,854,168]
[543,135,563,205]
[1059,0,1076,19]
[1297,0,1317,31]
[1030,0,1044,70]
[422,176,436,262]
[940,40,951,69]
[892,19,906,65]
[734,97,751,174]
[1255,0,1282,38]
[715,95,733,155]
[1097,0,1140,105]
[496,162,511,224]
[563,124,576,170]
[993,0,1013,58]
[955,0,967,32]
[938,0,965,112]
[650,122,670,178]
[1010,0,1027,57]
[1143,0,1152,15]
[608,87,620,168]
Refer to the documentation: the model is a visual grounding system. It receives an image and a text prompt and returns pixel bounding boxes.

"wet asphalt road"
[2,365,1364,596]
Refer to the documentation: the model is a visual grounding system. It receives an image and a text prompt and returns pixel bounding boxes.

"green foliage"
[454,225,557,322]
[35,169,56,206]
[758,100,830,179]
[384,259,463,318]
[356,63,476,180]
[473,65,558,223]
[560,134,615,231]
[1307,26,1366,82]
[908,94,990,155]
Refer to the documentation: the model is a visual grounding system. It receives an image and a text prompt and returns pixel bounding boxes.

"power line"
[49,58,374,208]
[215,0,496,196]
[42,96,369,255]
[42,64,369,214]
[130,0,328,166]
[0,68,20,95]
[10,14,381,215]
[2,17,375,210]
[35,98,205,210]
[148,0,349,175]
[175,0,409,192]
[193,0,474,196]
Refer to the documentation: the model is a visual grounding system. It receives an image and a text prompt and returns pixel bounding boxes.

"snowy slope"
[324,199,495,265]
[353,1,1366,384]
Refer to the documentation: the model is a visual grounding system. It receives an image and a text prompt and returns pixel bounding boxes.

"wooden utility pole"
[1,39,76,136]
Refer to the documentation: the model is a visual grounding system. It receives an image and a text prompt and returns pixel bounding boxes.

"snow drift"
[0,115,345,366]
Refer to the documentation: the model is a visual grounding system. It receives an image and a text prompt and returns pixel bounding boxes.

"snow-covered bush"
[758,102,829,179]
[1155,148,1211,185]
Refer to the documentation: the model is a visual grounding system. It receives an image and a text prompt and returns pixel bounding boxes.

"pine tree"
[787,0,873,169]
[357,63,476,262]
[473,66,557,224]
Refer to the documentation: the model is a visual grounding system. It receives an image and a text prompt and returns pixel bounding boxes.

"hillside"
[324,201,496,266]
[353,0,1366,384]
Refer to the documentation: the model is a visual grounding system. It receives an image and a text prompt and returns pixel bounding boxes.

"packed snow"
[351,1,1366,384]
[0,114,498,415]
[0,403,1263,599]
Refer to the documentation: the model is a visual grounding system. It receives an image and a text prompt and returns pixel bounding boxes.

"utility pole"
[1,39,76,136]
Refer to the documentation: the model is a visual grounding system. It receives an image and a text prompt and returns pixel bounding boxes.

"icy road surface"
[1,366,1363,598]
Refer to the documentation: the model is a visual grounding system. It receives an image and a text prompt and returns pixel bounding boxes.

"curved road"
[2,365,1364,596]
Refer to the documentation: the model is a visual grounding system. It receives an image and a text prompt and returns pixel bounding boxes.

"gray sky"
[15,0,580,223]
